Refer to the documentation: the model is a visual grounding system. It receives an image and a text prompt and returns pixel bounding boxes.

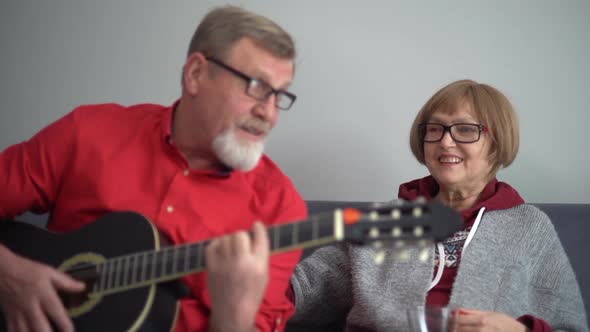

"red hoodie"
[398,175,551,331]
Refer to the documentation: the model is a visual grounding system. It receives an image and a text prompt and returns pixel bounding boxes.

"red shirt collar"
[161,100,177,143]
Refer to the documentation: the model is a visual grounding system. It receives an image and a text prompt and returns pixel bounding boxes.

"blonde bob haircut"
[187,5,296,62]
[409,79,519,177]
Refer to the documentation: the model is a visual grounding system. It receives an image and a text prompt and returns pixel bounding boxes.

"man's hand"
[452,308,528,332]
[0,245,86,332]
[206,222,270,332]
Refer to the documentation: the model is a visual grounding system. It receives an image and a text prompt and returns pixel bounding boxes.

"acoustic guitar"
[0,200,461,331]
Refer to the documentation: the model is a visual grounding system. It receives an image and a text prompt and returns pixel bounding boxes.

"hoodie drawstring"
[428,207,486,291]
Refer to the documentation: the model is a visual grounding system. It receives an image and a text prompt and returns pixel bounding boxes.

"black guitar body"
[0,212,181,332]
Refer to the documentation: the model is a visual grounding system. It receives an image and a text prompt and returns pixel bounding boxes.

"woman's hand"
[451,308,528,332]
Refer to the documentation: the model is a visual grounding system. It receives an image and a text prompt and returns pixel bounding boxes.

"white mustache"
[239,118,271,135]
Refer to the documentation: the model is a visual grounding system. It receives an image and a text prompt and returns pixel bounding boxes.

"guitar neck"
[70,201,461,297]
[84,211,344,296]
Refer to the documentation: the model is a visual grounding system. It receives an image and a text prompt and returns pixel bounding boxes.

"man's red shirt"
[0,102,307,332]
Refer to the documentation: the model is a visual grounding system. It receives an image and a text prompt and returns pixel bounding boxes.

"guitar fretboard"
[83,211,340,295]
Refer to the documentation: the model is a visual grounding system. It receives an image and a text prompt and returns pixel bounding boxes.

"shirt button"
[276,316,282,325]
[183,169,190,176]
[166,205,174,213]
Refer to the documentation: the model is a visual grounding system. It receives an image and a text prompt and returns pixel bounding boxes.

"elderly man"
[0,6,306,332]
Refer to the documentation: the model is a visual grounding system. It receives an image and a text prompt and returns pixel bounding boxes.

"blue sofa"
[285,201,590,331]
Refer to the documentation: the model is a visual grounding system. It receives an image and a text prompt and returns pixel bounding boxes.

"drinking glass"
[407,305,453,332]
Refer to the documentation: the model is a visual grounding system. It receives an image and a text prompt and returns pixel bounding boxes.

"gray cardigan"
[291,204,589,331]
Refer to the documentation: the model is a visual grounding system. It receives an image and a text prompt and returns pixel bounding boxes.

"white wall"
[1,0,589,203]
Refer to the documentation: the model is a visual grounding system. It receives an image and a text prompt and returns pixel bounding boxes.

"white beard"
[212,128,265,171]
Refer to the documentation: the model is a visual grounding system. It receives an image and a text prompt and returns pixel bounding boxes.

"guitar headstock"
[339,199,461,243]
[334,199,461,264]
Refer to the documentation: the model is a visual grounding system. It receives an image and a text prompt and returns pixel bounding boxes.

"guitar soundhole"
[61,261,100,314]
[60,291,89,310]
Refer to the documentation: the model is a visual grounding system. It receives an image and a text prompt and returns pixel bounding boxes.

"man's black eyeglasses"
[419,123,488,143]
[206,57,296,110]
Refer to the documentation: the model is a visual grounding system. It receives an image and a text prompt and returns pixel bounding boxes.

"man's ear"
[182,52,208,95]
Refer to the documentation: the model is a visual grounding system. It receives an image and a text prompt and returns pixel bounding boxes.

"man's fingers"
[51,270,85,293]
[28,302,54,332]
[219,235,234,256]
[6,315,26,332]
[229,231,249,255]
[16,315,29,332]
[206,223,269,263]
[251,221,269,257]
[205,239,220,270]
[41,289,75,332]
[48,272,79,332]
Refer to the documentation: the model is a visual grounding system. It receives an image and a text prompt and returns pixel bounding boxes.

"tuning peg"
[412,207,423,218]
[369,227,379,239]
[391,249,409,261]
[417,240,431,262]
[374,250,386,265]
[369,211,379,221]
[394,240,406,249]
[419,247,430,262]
[390,209,401,220]
[392,198,407,206]
[413,225,424,237]
[372,241,383,250]
[415,196,427,204]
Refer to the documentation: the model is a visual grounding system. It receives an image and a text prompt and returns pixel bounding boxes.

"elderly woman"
[289,80,588,331]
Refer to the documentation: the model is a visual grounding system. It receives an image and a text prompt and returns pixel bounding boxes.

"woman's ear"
[182,52,207,95]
